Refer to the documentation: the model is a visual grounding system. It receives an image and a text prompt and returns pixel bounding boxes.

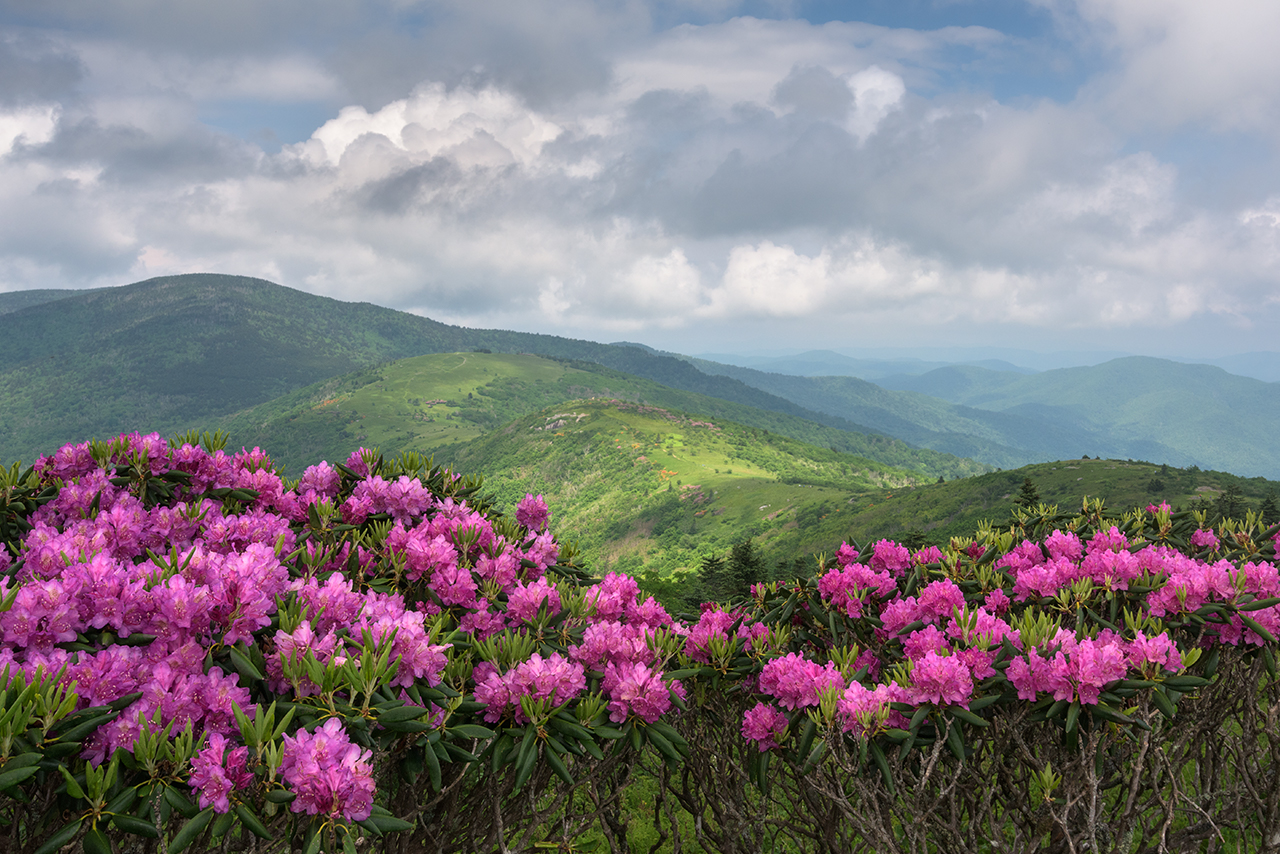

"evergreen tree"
[1262,491,1280,526]
[1014,477,1041,508]
[900,528,928,550]
[1214,483,1245,522]
[696,554,730,604]
[728,538,766,594]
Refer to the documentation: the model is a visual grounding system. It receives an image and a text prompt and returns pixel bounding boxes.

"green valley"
[215,351,984,481]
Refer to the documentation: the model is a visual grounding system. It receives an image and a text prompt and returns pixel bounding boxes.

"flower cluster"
[280,718,376,821]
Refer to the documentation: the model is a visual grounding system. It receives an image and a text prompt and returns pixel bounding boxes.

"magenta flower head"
[516,494,550,533]
[869,540,911,577]
[757,652,843,711]
[280,718,375,822]
[1191,529,1220,551]
[908,650,974,708]
[603,661,673,723]
[189,732,255,814]
[741,701,789,751]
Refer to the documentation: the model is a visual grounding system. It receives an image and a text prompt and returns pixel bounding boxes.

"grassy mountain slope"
[831,457,1280,547]
[216,352,985,480]
[881,357,1280,477]
[0,274,982,480]
[438,397,923,579]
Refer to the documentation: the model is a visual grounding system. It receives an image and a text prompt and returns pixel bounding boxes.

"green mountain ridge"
[215,352,984,481]
[0,274,979,481]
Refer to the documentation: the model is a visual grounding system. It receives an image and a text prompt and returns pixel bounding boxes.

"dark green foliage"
[899,528,929,550]
[727,538,766,594]
[1147,476,1165,493]
[1215,483,1246,522]
[1014,476,1040,508]
[1262,490,1280,525]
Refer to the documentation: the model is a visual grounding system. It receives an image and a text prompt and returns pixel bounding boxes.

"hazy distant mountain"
[858,358,1280,478]
[1186,353,1280,384]
[694,349,1035,380]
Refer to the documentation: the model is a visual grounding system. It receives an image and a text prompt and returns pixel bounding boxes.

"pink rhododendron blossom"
[587,573,641,621]
[912,546,946,566]
[757,653,843,710]
[603,661,673,723]
[869,540,911,577]
[189,732,255,813]
[741,702,789,751]
[572,622,652,671]
[835,542,859,566]
[516,494,550,533]
[1129,632,1183,673]
[506,577,561,623]
[908,651,973,708]
[1191,529,1220,551]
[818,563,895,618]
[916,579,965,624]
[1044,530,1083,562]
[1087,526,1129,555]
[984,588,1011,614]
[903,625,950,660]
[682,608,758,663]
[280,717,375,821]
[838,682,896,737]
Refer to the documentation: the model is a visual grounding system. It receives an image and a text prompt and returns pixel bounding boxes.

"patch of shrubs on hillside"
[3,434,1280,851]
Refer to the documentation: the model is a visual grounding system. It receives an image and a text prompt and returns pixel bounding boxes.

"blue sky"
[2,0,1279,360]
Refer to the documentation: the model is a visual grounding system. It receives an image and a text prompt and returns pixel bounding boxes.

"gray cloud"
[1,2,1280,355]
[0,33,83,106]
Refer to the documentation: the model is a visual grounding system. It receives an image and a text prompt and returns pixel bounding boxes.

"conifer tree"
[728,538,766,595]
[1262,491,1280,526]
[1015,477,1041,508]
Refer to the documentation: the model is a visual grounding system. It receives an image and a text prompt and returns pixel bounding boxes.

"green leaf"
[362,814,415,833]
[111,813,160,839]
[32,819,82,854]
[945,719,966,761]
[948,707,990,728]
[163,785,200,819]
[447,723,495,740]
[423,740,442,792]
[82,825,112,854]
[376,704,428,725]
[513,737,539,791]
[1162,674,1211,690]
[211,808,236,842]
[543,743,575,785]
[265,789,297,804]
[1239,613,1277,643]
[0,764,39,790]
[234,802,273,840]
[869,741,895,797]
[58,765,86,800]
[796,718,817,762]
[644,727,682,771]
[169,807,215,854]
[52,711,116,744]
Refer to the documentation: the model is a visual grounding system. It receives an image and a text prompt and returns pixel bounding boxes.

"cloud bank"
[1,1,1279,355]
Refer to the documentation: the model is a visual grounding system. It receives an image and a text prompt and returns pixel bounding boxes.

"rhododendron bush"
[2,435,1280,853]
